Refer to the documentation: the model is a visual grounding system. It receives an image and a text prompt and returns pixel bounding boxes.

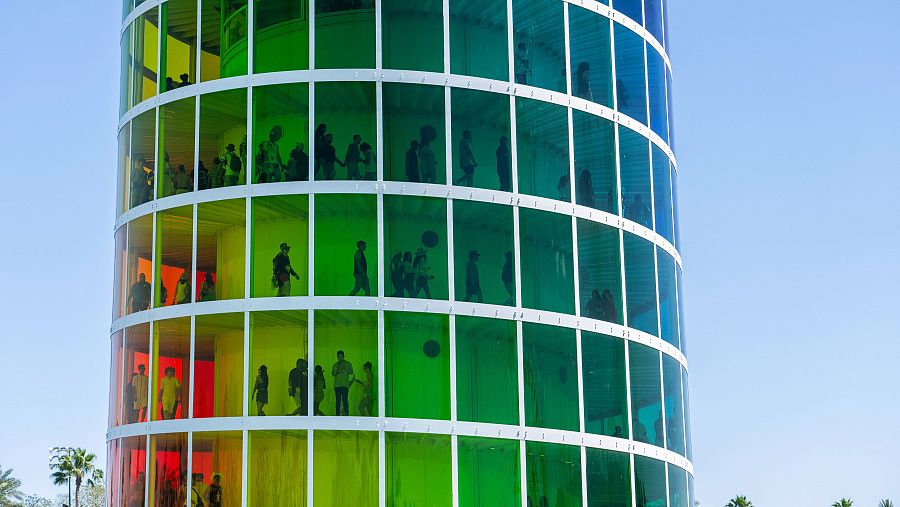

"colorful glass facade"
[109,0,694,505]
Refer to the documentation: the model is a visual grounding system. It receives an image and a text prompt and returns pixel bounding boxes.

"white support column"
[241,429,249,507]
[188,316,196,419]
[185,432,193,507]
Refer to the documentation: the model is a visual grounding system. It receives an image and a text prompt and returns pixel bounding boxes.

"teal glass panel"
[657,248,678,348]
[314,310,378,417]
[512,0,565,92]
[384,312,451,420]
[160,0,197,93]
[645,0,664,43]
[623,234,658,336]
[452,200,515,306]
[449,0,508,81]
[200,0,249,82]
[315,1,375,69]
[662,355,685,456]
[619,128,651,228]
[519,208,575,314]
[628,342,661,446]
[314,194,377,297]
[458,437,521,507]
[688,474,696,507]
[613,0,643,26]
[314,82,377,180]
[573,110,617,213]
[383,195,449,300]
[672,167,681,249]
[451,88,512,190]
[577,219,622,325]
[199,89,249,189]
[383,83,446,184]
[120,25,133,115]
[197,199,247,302]
[386,433,452,506]
[313,431,378,507]
[250,195,309,298]
[651,146,673,243]
[667,464,688,507]
[123,0,133,21]
[586,448,631,507]
[248,430,305,506]
[582,332,627,437]
[523,323,578,431]
[516,98,570,201]
[614,24,647,123]
[456,316,518,425]
[568,5,612,106]
[647,47,668,142]
[525,442,582,507]
[252,83,310,184]
[666,68,675,150]
[132,8,159,106]
[682,367,693,460]
[249,311,309,416]
[383,0,443,72]
[254,0,310,73]
[633,456,667,507]
[154,205,193,307]
[130,109,156,209]
[158,97,196,198]
[676,266,685,353]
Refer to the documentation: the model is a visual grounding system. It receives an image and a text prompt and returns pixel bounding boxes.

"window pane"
[620,128,651,228]
[192,432,243,506]
[251,195,309,297]
[109,331,124,428]
[666,68,675,150]
[516,98,570,201]
[384,312,451,419]
[451,88,512,190]
[667,464,689,507]
[676,265,685,353]
[130,109,156,210]
[628,342,661,446]
[200,0,249,82]
[582,332,627,437]
[614,25,647,123]
[194,313,245,418]
[688,474,696,507]
[313,430,378,507]
[120,435,147,507]
[314,82,377,181]
[456,316,518,425]
[314,194,377,297]
[672,167,681,249]
[662,355,685,455]
[633,456,667,507]
[573,111,617,213]
[453,200,515,306]
[657,248,678,348]
[159,97,197,198]
[383,0,443,72]
[682,367,693,460]
[120,25,133,115]
[255,0,310,73]
[647,48,668,142]
[154,206,193,307]
[314,310,378,417]
[458,437,521,507]
[525,441,582,507]
[613,0,643,26]
[315,2,375,69]
[161,0,197,92]
[197,199,247,301]
[133,8,159,106]
[384,83,446,184]
[651,146,673,243]
[577,219,622,325]
[252,83,310,184]
[249,311,309,416]
[152,318,191,421]
[519,208,574,314]
[623,234,657,336]
[645,0,663,43]
[126,214,154,315]
[149,433,187,506]
[569,5,612,106]
[199,89,249,189]
[117,126,131,215]
[511,0,565,92]
[123,324,151,424]
[107,440,120,507]
[449,0,508,81]
[386,433,452,506]
[383,195,449,300]
[248,430,306,506]
[586,448,632,507]
[523,323,578,431]
[113,225,127,319]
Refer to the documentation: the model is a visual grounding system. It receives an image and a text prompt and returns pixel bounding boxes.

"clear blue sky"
[0,1,897,505]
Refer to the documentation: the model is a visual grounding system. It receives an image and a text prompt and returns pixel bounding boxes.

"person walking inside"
[331,351,354,416]
[158,366,182,420]
[465,250,483,303]
[501,251,514,305]
[349,240,371,296]
[322,133,345,180]
[405,140,420,182]
[456,129,477,187]
[131,364,149,422]
[313,365,326,416]
[272,242,300,297]
[344,134,362,180]
[414,248,432,298]
[128,273,152,313]
[222,144,241,187]
[496,136,511,192]
[287,358,308,416]
[354,361,374,417]
[419,126,437,183]
[252,365,269,416]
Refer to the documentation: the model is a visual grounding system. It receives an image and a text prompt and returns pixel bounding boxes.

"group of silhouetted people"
[256,124,310,183]
[314,123,375,181]
[388,247,434,299]
[128,270,212,312]
[164,73,192,92]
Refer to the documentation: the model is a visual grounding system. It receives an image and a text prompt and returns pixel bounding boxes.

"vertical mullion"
[185,433,193,507]
[143,320,154,507]
[375,0,383,70]
[241,429,249,507]
[442,0,450,74]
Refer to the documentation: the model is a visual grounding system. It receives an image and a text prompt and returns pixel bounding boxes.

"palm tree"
[49,448,103,507]
[725,496,753,507]
[879,500,893,507]
[0,466,24,506]
[831,499,853,507]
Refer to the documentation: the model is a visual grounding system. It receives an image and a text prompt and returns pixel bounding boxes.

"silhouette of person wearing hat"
[465,250,483,302]
[257,125,285,183]
[349,241,371,296]
[223,144,241,187]
[345,134,362,180]
[158,366,181,420]
[128,272,152,313]
[252,365,268,416]
[173,271,192,305]
[456,129,477,187]
[501,251,514,305]
[413,248,432,298]
[273,243,300,297]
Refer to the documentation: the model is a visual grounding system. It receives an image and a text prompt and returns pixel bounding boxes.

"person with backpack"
[222,144,241,187]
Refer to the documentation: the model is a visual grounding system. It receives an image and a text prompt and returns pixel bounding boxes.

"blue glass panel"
[651,147,673,242]
[645,0,663,42]
[614,25,647,124]
[662,355,685,456]
[656,248,677,348]
[569,5,613,107]
[623,235,658,336]
[667,464,689,507]
[614,0,643,26]
[647,48,668,142]
[619,128,651,228]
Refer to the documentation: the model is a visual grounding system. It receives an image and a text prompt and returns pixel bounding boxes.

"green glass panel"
[197,199,247,302]
[450,88,511,190]
[511,0,565,92]
[458,437,521,507]
[657,248,678,348]
[633,456,666,507]
[516,98,570,201]
[248,430,306,506]
[628,342,662,446]
[152,318,191,421]
[623,234,658,336]
[200,0,249,82]
[573,111,617,214]
[252,83,310,184]
[384,312,450,419]
[130,109,156,209]
[453,200,515,305]
[126,214,154,315]
[456,316,518,425]
[154,205,193,308]
[582,332,627,438]
[314,82,377,180]
[651,146,674,243]
[132,8,159,106]
[194,314,245,418]
[158,97,197,198]
[123,324,151,424]
[586,448,632,507]
[449,0,508,81]
[620,128,652,228]
[314,194,377,297]
[519,208,575,314]
[120,25,133,115]
[251,195,309,298]
[523,323,578,431]
[577,219,623,325]
[315,2,375,69]
[192,432,243,507]
[667,464,688,507]
[383,83,446,184]
[676,266,686,354]
[662,355,684,455]
[383,195,449,300]
[313,430,378,507]
[160,0,197,92]
[568,5,613,106]
[254,0,310,73]
[386,433,452,506]
[314,310,378,417]
[525,441,582,507]
[149,433,187,506]
[199,89,249,189]
[382,0,443,72]
[249,311,309,416]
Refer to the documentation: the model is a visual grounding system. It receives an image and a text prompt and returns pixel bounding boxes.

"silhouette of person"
[360,142,374,180]
[161,152,176,197]
[419,125,438,183]
[577,169,594,207]
[130,158,150,207]
[257,125,285,183]
[600,289,618,323]
[222,144,241,187]
[575,61,593,101]
[313,365,326,416]
[613,425,625,438]
[654,411,664,446]
[456,130,477,186]
[313,123,327,177]
[287,143,309,181]
[273,242,300,297]
[390,252,405,297]
[402,251,416,297]
[331,351,354,416]
[173,164,192,194]
[158,366,181,420]
[585,289,603,319]
[191,473,205,507]
[465,250,483,303]
[128,273,152,313]
[625,194,652,227]
[405,140,420,182]
[252,365,268,416]
[616,78,629,111]
[633,417,649,443]
[173,272,192,305]
[207,474,223,507]
[558,174,571,200]
[501,251,514,305]
[514,42,530,84]
[178,73,191,88]
[198,160,208,189]
[413,248,432,298]
[288,358,308,416]
[131,364,149,422]
[322,133,345,180]
[345,134,362,180]
[354,361,374,416]
[496,136,511,192]
[199,272,216,302]
[165,77,176,91]
[208,157,224,188]
[349,240,371,296]
[159,280,168,309]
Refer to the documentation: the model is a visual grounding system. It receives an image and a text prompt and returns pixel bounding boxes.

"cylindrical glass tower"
[108,0,693,505]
